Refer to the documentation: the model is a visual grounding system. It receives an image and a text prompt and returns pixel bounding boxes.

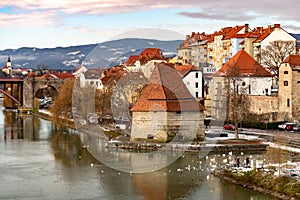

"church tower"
[7,56,11,68]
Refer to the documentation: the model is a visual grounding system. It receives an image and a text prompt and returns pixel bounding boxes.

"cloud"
[179,11,256,22]
[177,0,300,23]
[0,11,61,27]
[1,0,300,23]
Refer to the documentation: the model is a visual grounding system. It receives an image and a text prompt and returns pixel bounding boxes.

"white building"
[174,65,204,99]
[73,66,104,89]
[213,49,274,96]
[253,24,297,64]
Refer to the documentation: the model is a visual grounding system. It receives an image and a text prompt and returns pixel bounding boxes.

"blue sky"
[1,0,300,50]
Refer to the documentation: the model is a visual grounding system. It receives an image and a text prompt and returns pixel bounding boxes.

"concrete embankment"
[111,140,269,153]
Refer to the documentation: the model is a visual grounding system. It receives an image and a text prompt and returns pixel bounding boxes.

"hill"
[0,38,182,70]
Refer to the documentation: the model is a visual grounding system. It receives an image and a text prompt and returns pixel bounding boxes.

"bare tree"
[225,65,250,139]
[260,40,295,78]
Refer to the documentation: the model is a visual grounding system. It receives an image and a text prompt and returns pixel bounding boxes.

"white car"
[278,122,292,130]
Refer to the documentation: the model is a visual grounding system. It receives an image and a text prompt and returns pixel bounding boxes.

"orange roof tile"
[174,64,200,78]
[125,55,139,66]
[139,48,164,60]
[253,27,272,43]
[130,63,204,112]
[283,55,300,70]
[214,49,273,77]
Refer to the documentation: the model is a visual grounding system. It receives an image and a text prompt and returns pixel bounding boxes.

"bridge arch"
[34,84,59,99]
[0,89,21,105]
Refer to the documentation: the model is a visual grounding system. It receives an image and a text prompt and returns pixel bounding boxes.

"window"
[186,82,190,85]
[195,73,198,78]
[284,71,288,74]
[195,82,199,88]
[195,92,199,98]
[176,111,181,115]
[287,98,290,107]
[248,85,251,94]
[284,81,288,86]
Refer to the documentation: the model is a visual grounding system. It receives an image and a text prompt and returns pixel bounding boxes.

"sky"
[1,0,300,50]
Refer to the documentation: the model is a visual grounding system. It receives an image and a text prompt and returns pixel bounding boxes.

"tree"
[260,40,295,78]
[50,79,74,125]
[225,65,250,139]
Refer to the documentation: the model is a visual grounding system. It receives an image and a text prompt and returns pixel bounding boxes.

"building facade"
[130,63,205,142]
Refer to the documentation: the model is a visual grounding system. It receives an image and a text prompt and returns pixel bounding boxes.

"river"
[0,106,277,200]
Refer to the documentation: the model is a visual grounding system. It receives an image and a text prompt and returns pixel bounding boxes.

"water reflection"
[0,107,279,200]
[0,107,55,141]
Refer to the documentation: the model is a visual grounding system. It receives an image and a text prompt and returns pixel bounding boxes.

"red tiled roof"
[130,63,204,112]
[282,55,300,70]
[253,27,272,43]
[27,71,35,77]
[125,55,139,66]
[55,73,74,79]
[174,64,200,78]
[101,66,125,85]
[36,72,74,79]
[139,48,164,59]
[214,49,273,77]
[125,48,165,66]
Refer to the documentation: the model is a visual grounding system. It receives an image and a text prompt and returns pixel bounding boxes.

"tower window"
[284,81,288,86]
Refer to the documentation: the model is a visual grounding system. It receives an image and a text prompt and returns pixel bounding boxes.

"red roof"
[130,63,204,112]
[214,50,273,77]
[139,48,164,59]
[125,55,139,66]
[125,48,165,66]
[174,64,200,78]
[36,72,74,79]
[253,27,273,43]
[282,55,300,70]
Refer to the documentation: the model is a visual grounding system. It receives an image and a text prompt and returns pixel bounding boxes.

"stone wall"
[131,111,205,142]
[23,78,66,109]
[248,96,279,122]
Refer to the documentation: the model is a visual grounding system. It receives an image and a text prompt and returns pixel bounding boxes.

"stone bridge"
[23,77,66,110]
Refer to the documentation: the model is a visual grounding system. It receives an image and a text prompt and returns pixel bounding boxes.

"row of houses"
[177,24,298,81]
[128,49,300,141]
[209,49,300,123]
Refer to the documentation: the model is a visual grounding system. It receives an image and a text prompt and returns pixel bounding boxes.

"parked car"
[278,122,300,131]
[223,124,235,131]
[286,123,300,132]
[278,122,289,130]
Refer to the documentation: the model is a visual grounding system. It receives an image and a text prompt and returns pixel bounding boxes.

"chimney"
[274,24,280,28]
[245,24,249,33]
[268,25,272,31]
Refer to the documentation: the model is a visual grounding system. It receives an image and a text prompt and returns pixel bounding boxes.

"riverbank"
[213,168,300,200]
[108,139,269,153]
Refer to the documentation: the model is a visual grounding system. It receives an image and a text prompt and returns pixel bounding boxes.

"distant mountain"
[0,38,182,70]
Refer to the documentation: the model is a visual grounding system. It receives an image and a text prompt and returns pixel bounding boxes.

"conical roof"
[214,49,273,77]
[130,63,204,112]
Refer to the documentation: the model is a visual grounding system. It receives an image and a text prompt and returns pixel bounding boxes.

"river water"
[0,106,277,200]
